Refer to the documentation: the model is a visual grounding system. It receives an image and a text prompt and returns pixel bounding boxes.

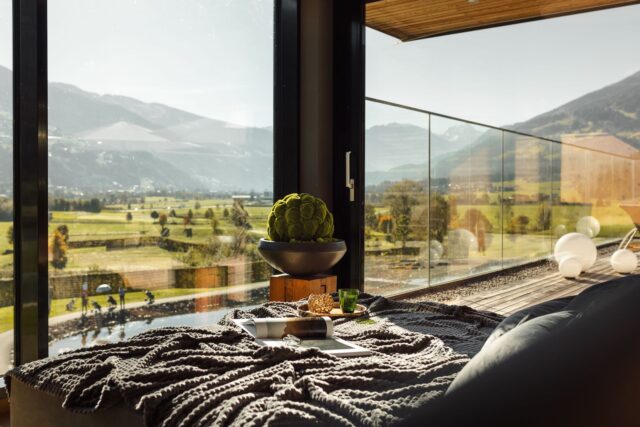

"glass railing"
[365,97,637,296]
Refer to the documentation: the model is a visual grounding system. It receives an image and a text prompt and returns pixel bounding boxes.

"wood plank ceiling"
[366,0,640,41]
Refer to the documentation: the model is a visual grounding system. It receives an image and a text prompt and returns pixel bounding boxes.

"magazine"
[233,317,371,357]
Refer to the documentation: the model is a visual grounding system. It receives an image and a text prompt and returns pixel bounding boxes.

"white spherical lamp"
[610,249,637,274]
[576,216,600,238]
[554,232,597,270]
[430,240,444,260]
[559,256,582,278]
[447,229,478,258]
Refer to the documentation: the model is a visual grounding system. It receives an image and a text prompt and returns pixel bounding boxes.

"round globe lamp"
[559,257,582,278]
[610,249,637,274]
[554,232,597,271]
[576,216,600,238]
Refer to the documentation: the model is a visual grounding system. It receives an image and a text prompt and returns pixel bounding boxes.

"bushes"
[50,198,103,213]
[51,229,68,269]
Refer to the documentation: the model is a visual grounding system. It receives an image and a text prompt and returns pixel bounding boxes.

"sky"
[1,1,640,130]
[1,0,274,128]
[367,4,640,130]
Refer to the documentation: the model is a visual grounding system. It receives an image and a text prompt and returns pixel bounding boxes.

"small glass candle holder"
[339,288,359,313]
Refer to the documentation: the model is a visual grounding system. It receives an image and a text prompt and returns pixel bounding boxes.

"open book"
[233,317,371,357]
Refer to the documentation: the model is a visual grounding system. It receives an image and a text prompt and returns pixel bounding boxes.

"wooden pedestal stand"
[269,274,337,302]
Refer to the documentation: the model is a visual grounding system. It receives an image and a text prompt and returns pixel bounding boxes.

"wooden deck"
[451,254,630,316]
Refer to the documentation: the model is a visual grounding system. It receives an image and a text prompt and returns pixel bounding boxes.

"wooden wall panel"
[366,0,640,41]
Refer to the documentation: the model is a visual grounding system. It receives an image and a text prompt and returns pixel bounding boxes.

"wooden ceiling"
[366,0,640,41]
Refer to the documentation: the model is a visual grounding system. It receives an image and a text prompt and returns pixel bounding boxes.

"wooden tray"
[297,302,368,318]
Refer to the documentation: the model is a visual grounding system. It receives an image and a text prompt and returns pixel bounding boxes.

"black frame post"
[13,0,49,364]
[274,0,300,199]
[332,0,365,290]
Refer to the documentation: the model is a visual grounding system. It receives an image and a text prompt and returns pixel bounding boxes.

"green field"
[49,202,271,243]
[0,194,634,328]
[0,197,272,277]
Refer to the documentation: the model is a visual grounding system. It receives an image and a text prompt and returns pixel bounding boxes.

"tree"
[150,210,160,221]
[503,198,516,234]
[158,213,168,228]
[223,207,230,218]
[510,215,530,234]
[127,203,131,210]
[429,193,450,243]
[195,201,201,211]
[204,208,214,220]
[211,218,223,235]
[56,224,69,243]
[365,204,378,230]
[383,180,422,248]
[126,212,133,222]
[89,198,102,213]
[51,229,68,269]
[169,209,177,218]
[230,201,251,229]
[187,209,194,220]
[463,208,493,254]
[394,212,411,249]
[448,195,460,229]
[535,204,552,232]
[6,225,13,246]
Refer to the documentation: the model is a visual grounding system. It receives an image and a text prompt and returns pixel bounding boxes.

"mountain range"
[0,65,272,192]
[366,69,640,184]
[1,65,639,191]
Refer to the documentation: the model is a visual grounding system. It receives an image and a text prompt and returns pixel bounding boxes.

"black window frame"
[11,0,304,367]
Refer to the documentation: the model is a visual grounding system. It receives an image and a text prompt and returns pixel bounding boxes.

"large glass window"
[0,0,14,374]
[365,5,640,295]
[47,0,274,355]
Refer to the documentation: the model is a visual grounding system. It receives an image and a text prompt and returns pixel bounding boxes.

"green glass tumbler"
[339,288,359,313]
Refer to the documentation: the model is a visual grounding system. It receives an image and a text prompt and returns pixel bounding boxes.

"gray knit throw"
[6,293,502,427]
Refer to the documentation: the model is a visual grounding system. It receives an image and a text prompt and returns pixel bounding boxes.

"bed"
[6,294,502,427]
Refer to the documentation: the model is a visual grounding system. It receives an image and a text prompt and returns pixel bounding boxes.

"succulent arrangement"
[267,193,334,242]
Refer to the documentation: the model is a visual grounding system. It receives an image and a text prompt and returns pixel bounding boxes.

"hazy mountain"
[48,145,201,191]
[365,122,484,184]
[0,65,273,192]
[442,123,484,145]
[2,65,639,192]
[508,69,640,148]
[370,69,640,184]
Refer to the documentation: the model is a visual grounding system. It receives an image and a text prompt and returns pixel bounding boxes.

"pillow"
[447,310,575,394]
[482,296,573,350]
[566,275,638,314]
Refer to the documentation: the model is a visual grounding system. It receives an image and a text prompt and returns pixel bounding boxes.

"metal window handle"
[345,151,355,202]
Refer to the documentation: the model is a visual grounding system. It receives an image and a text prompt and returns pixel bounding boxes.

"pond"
[49,288,268,356]
[49,308,258,356]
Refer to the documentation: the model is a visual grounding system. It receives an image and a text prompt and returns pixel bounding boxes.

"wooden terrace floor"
[450,253,635,316]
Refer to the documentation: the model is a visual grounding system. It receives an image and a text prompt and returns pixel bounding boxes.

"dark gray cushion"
[481,296,573,349]
[401,276,640,426]
[448,310,575,394]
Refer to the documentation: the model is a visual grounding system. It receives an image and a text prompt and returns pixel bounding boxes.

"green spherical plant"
[267,193,334,242]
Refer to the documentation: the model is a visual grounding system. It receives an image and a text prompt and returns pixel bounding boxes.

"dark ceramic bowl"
[257,238,347,276]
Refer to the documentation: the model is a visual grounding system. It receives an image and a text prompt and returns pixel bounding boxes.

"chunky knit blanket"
[6,294,502,427]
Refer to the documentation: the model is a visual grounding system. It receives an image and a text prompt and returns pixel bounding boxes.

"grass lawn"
[62,246,186,271]
[48,203,271,244]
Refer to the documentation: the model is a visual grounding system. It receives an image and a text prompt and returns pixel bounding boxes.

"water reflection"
[49,286,268,356]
